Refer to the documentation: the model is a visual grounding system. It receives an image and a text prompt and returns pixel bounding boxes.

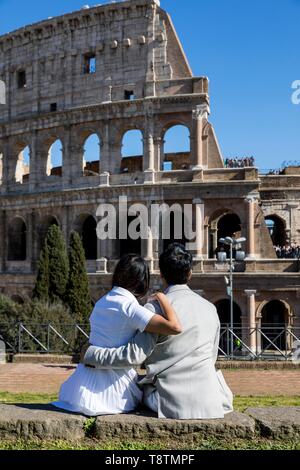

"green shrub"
[0,296,89,353]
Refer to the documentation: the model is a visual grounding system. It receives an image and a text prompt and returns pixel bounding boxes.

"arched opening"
[121,130,143,173]
[265,215,287,247]
[83,134,101,176]
[261,300,289,351]
[163,125,190,171]
[47,139,63,177]
[7,218,27,261]
[162,210,187,252]
[38,216,59,254]
[81,216,97,260]
[215,299,242,355]
[15,145,30,184]
[210,213,242,258]
[119,215,142,257]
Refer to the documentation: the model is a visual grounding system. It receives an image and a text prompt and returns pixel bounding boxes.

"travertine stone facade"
[0,0,299,346]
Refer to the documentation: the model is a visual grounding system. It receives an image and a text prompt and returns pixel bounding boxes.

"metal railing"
[0,323,90,354]
[219,325,300,361]
[0,323,299,361]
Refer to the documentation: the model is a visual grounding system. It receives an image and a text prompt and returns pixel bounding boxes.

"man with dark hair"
[82,244,233,419]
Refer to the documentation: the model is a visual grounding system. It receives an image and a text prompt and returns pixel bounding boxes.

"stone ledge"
[0,404,299,442]
[93,411,255,440]
[246,407,300,439]
[0,404,86,441]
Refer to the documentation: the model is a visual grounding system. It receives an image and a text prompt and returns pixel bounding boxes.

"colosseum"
[0,0,299,356]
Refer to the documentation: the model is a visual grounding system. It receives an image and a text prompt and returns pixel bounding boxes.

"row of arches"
[6,215,98,262]
[5,125,191,184]
[7,210,189,262]
[6,209,292,263]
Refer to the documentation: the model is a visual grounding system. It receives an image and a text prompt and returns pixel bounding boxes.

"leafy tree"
[66,231,93,324]
[46,225,69,302]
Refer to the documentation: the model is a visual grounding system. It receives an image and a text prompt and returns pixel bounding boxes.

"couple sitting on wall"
[53,244,233,419]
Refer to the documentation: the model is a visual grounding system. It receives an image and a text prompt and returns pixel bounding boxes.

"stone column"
[192,104,210,169]
[246,196,257,259]
[100,122,111,175]
[142,224,153,273]
[1,138,9,194]
[245,290,257,353]
[211,227,218,259]
[153,136,163,172]
[29,132,38,190]
[96,239,108,274]
[0,210,7,272]
[192,198,205,260]
[68,144,83,182]
[143,107,155,177]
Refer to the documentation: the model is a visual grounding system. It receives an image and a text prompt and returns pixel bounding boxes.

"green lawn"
[0,438,299,451]
[0,392,299,450]
[0,391,299,411]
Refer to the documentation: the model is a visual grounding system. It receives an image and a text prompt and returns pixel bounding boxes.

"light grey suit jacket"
[83,285,233,419]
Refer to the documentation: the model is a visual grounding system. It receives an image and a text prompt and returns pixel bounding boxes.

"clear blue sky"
[1,0,299,170]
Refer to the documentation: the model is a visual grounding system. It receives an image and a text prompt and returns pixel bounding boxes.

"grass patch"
[234,395,300,412]
[0,392,299,411]
[0,392,57,404]
[0,437,299,451]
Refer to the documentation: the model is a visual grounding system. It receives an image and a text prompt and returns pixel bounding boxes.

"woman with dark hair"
[52,254,181,416]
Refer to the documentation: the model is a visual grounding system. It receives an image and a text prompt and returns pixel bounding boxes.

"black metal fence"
[0,323,299,361]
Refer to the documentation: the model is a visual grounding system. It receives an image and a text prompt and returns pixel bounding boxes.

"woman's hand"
[145,293,182,336]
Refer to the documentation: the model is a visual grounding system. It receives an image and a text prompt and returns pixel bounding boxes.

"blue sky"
[0,0,299,170]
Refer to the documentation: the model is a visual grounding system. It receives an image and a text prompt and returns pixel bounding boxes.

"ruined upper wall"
[0,0,194,121]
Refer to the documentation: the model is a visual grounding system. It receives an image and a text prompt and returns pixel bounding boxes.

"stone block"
[246,407,300,439]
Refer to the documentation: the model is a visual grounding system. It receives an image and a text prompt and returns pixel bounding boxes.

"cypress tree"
[66,231,92,323]
[46,225,69,302]
[33,241,49,302]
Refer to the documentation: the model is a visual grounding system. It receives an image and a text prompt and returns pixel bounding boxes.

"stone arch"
[7,216,27,261]
[265,214,287,247]
[45,138,63,177]
[10,139,31,184]
[208,209,242,258]
[119,212,142,258]
[162,124,191,171]
[258,299,292,351]
[74,213,97,260]
[15,145,30,184]
[121,129,144,173]
[77,129,102,176]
